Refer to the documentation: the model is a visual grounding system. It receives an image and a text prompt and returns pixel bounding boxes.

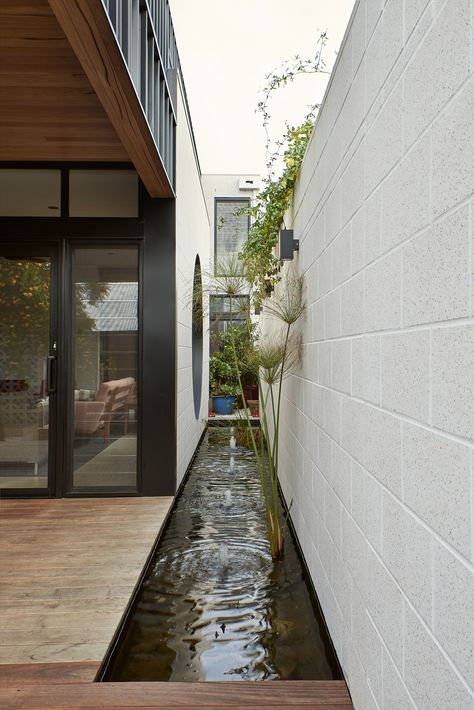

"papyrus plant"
[214,257,304,560]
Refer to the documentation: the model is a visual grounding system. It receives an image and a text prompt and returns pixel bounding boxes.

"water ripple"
[104,429,341,682]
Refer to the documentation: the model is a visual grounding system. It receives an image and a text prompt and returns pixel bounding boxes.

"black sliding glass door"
[0,243,140,498]
[70,246,139,492]
[0,249,57,495]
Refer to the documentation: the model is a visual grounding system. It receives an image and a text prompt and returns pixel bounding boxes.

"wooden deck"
[0,497,353,710]
[0,676,352,709]
[0,497,172,665]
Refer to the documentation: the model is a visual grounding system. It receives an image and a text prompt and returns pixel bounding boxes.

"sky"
[168,0,356,177]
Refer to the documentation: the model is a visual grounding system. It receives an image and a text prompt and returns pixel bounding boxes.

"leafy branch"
[239,33,329,302]
[239,119,313,302]
[258,32,329,178]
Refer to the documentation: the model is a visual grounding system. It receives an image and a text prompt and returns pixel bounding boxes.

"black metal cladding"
[102,0,177,189]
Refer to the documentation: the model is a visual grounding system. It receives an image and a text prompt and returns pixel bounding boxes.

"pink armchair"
[74,400,105,436]
[74,377,135,442]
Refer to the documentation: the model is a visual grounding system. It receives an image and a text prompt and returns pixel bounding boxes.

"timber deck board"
[0,497,173,665]
[0,661,100,685]
[0,680,353,709]
[0,499,353,709]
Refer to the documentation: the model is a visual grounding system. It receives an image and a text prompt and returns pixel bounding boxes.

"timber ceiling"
[0,0,129,162]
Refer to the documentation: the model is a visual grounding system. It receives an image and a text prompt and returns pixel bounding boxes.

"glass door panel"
[0,255,54,491]
[71,247,138,491]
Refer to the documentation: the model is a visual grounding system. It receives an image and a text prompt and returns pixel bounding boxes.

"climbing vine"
[239,33,330,302]
[240,119,314,301]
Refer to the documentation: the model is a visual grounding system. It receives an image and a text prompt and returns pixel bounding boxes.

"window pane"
[215,199,249,265]
[0,170,60,216]
[72,248,138,489]
[210,295,249,320]
[0,257,51,489]
[69,170,138,217]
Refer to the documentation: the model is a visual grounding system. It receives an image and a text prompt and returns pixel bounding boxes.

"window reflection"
[0,257,51,489]
[72,248,138,489]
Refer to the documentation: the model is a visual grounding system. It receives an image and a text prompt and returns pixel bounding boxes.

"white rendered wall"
[175,77,210,484]
[275,1,474,708]
[201,173,260,227]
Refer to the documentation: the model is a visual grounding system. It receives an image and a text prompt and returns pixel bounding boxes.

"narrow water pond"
[101,428,341,681]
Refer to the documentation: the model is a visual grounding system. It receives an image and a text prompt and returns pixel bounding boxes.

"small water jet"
[229,456,235,470]
[218,542,229,567]
[101,428,342,682]
[229,435,236,449]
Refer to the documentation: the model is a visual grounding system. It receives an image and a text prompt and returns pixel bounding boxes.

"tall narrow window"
[214,198,250,269]
[72,248,139,491]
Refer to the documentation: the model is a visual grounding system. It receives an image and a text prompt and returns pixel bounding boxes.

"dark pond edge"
[278,489,343,679]
[95,424,343,681]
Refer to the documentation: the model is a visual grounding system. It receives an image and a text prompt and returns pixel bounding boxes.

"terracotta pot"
[247,399,259,416]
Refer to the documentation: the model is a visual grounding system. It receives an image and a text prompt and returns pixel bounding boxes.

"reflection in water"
[104,429,342,682]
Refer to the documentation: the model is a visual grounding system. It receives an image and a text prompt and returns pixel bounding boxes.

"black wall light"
[279,229,299,260]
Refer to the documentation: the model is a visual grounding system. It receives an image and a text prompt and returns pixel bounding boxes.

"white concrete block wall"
[275,0,474,707]
[175,77,210,484]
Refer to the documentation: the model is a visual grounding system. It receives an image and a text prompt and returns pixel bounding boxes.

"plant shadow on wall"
[211,257,304,561]
[212,36,330,561]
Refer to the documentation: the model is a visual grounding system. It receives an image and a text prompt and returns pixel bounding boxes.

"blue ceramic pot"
[213,395,236,415]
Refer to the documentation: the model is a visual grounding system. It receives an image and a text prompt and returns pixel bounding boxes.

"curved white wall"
[175,77,210,484]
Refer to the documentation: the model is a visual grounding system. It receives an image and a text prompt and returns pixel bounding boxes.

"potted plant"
[209,347,239,414]
[210,321,259,415]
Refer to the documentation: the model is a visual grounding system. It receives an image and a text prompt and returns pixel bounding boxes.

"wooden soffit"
[0,0,128,163]
[47,0,173,197]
